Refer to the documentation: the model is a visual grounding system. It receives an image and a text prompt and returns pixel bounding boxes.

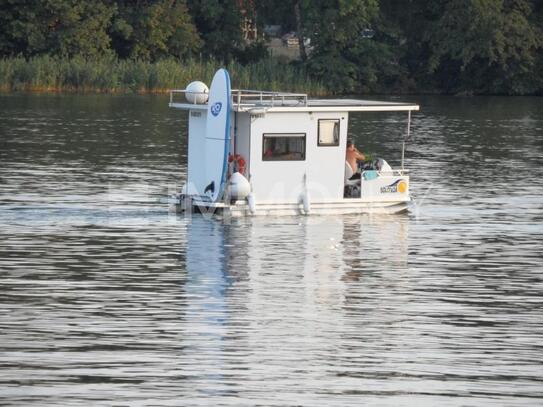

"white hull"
[175,197,409,217]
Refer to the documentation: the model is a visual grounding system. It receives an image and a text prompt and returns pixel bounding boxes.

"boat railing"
[169,89,209,106]
[169,88,308,110]
[231,89,308,110]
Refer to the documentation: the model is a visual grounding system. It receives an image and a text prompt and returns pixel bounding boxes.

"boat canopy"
[169,89,419,113]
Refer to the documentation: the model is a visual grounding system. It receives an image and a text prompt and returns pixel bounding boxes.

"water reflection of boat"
[183,215,408,331]
[180,216,408,393]
[181,215,408,397]
[170,69,419,216]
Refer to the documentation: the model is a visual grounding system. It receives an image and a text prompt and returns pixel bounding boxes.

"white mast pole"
[401,110,411,171]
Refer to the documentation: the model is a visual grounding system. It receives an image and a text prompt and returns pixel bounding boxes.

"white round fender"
[228,172,251,200]
[300,173,311,214]
[247,192,256,215]
[302,189,311,214]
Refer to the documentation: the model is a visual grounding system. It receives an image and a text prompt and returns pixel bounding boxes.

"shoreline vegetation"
[2,2,542,97]
[2,55,542,97]
[0,56,328,96]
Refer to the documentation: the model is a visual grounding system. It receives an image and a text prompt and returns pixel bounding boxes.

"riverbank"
[0,56,328,95]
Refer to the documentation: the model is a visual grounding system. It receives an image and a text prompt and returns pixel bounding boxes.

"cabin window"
[318,119,340,146]
[262,134,306,161]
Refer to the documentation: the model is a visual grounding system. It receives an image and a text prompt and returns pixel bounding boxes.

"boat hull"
[174,197,409,217]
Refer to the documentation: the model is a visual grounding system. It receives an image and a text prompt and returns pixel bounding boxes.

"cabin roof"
[250,98,419,112]
[169,89,420,113]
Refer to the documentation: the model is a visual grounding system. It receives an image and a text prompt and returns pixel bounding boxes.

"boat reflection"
[181,215,409,393]
[184,214,409,309]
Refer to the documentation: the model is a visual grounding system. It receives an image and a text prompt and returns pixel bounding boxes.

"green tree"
[255,0,297,32]
[379,0,438,92]
[425,0,543,94]
[0,0,115,58]
[302,0,382,93]
[535,0,543,94]
[187,0,244,62]
[188,0,269,64]
[111,0,201,60]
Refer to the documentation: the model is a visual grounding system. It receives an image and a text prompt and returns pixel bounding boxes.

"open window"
[262,134,306,161]
[318,119,340,146]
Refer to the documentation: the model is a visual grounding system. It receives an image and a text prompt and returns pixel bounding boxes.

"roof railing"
[231,89,308,110]
[169,89,208,106]
[169,88,308,109]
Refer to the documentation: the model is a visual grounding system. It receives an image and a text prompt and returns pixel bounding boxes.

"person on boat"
[346,139,366,179]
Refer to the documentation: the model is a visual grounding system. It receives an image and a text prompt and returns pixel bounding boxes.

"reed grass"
[0,56,328,95]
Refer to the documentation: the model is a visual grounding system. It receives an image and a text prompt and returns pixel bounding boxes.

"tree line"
[1,0,542,95]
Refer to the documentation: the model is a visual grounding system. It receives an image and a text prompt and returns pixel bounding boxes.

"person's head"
[347,139,354,150]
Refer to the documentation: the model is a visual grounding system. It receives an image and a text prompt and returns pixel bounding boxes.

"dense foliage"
[0,55,327,94]
[0,0,542,95]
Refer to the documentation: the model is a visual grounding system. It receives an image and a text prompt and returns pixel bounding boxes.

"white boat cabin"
[169,69,419,216]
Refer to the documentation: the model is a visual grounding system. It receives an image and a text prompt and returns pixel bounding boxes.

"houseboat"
[169,68,419,216]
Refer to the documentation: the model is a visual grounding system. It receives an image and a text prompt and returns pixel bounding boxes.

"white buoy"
[247,192,256,214]
[185,81,209,104]
[302,189,311,214]
[301,173,311,214]
[228,172,251,200]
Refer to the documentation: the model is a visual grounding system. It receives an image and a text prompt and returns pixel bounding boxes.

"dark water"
[1,93,542,406]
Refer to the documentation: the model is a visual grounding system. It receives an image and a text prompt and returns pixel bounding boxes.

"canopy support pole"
[401,110,411,171]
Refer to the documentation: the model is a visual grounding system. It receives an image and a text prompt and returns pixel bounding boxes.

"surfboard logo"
[211,102,222,117]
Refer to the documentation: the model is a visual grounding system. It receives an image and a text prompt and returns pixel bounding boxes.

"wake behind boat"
[169,68,419,216]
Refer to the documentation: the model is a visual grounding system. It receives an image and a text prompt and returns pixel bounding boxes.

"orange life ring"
[228,154,246,175]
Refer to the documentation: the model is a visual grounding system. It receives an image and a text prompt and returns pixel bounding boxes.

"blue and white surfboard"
[203,69,231,202]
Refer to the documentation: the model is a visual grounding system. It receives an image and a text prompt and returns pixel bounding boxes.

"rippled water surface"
[1,94,542,406]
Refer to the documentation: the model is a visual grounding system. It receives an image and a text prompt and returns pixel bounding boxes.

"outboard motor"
[375,158,392,173]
